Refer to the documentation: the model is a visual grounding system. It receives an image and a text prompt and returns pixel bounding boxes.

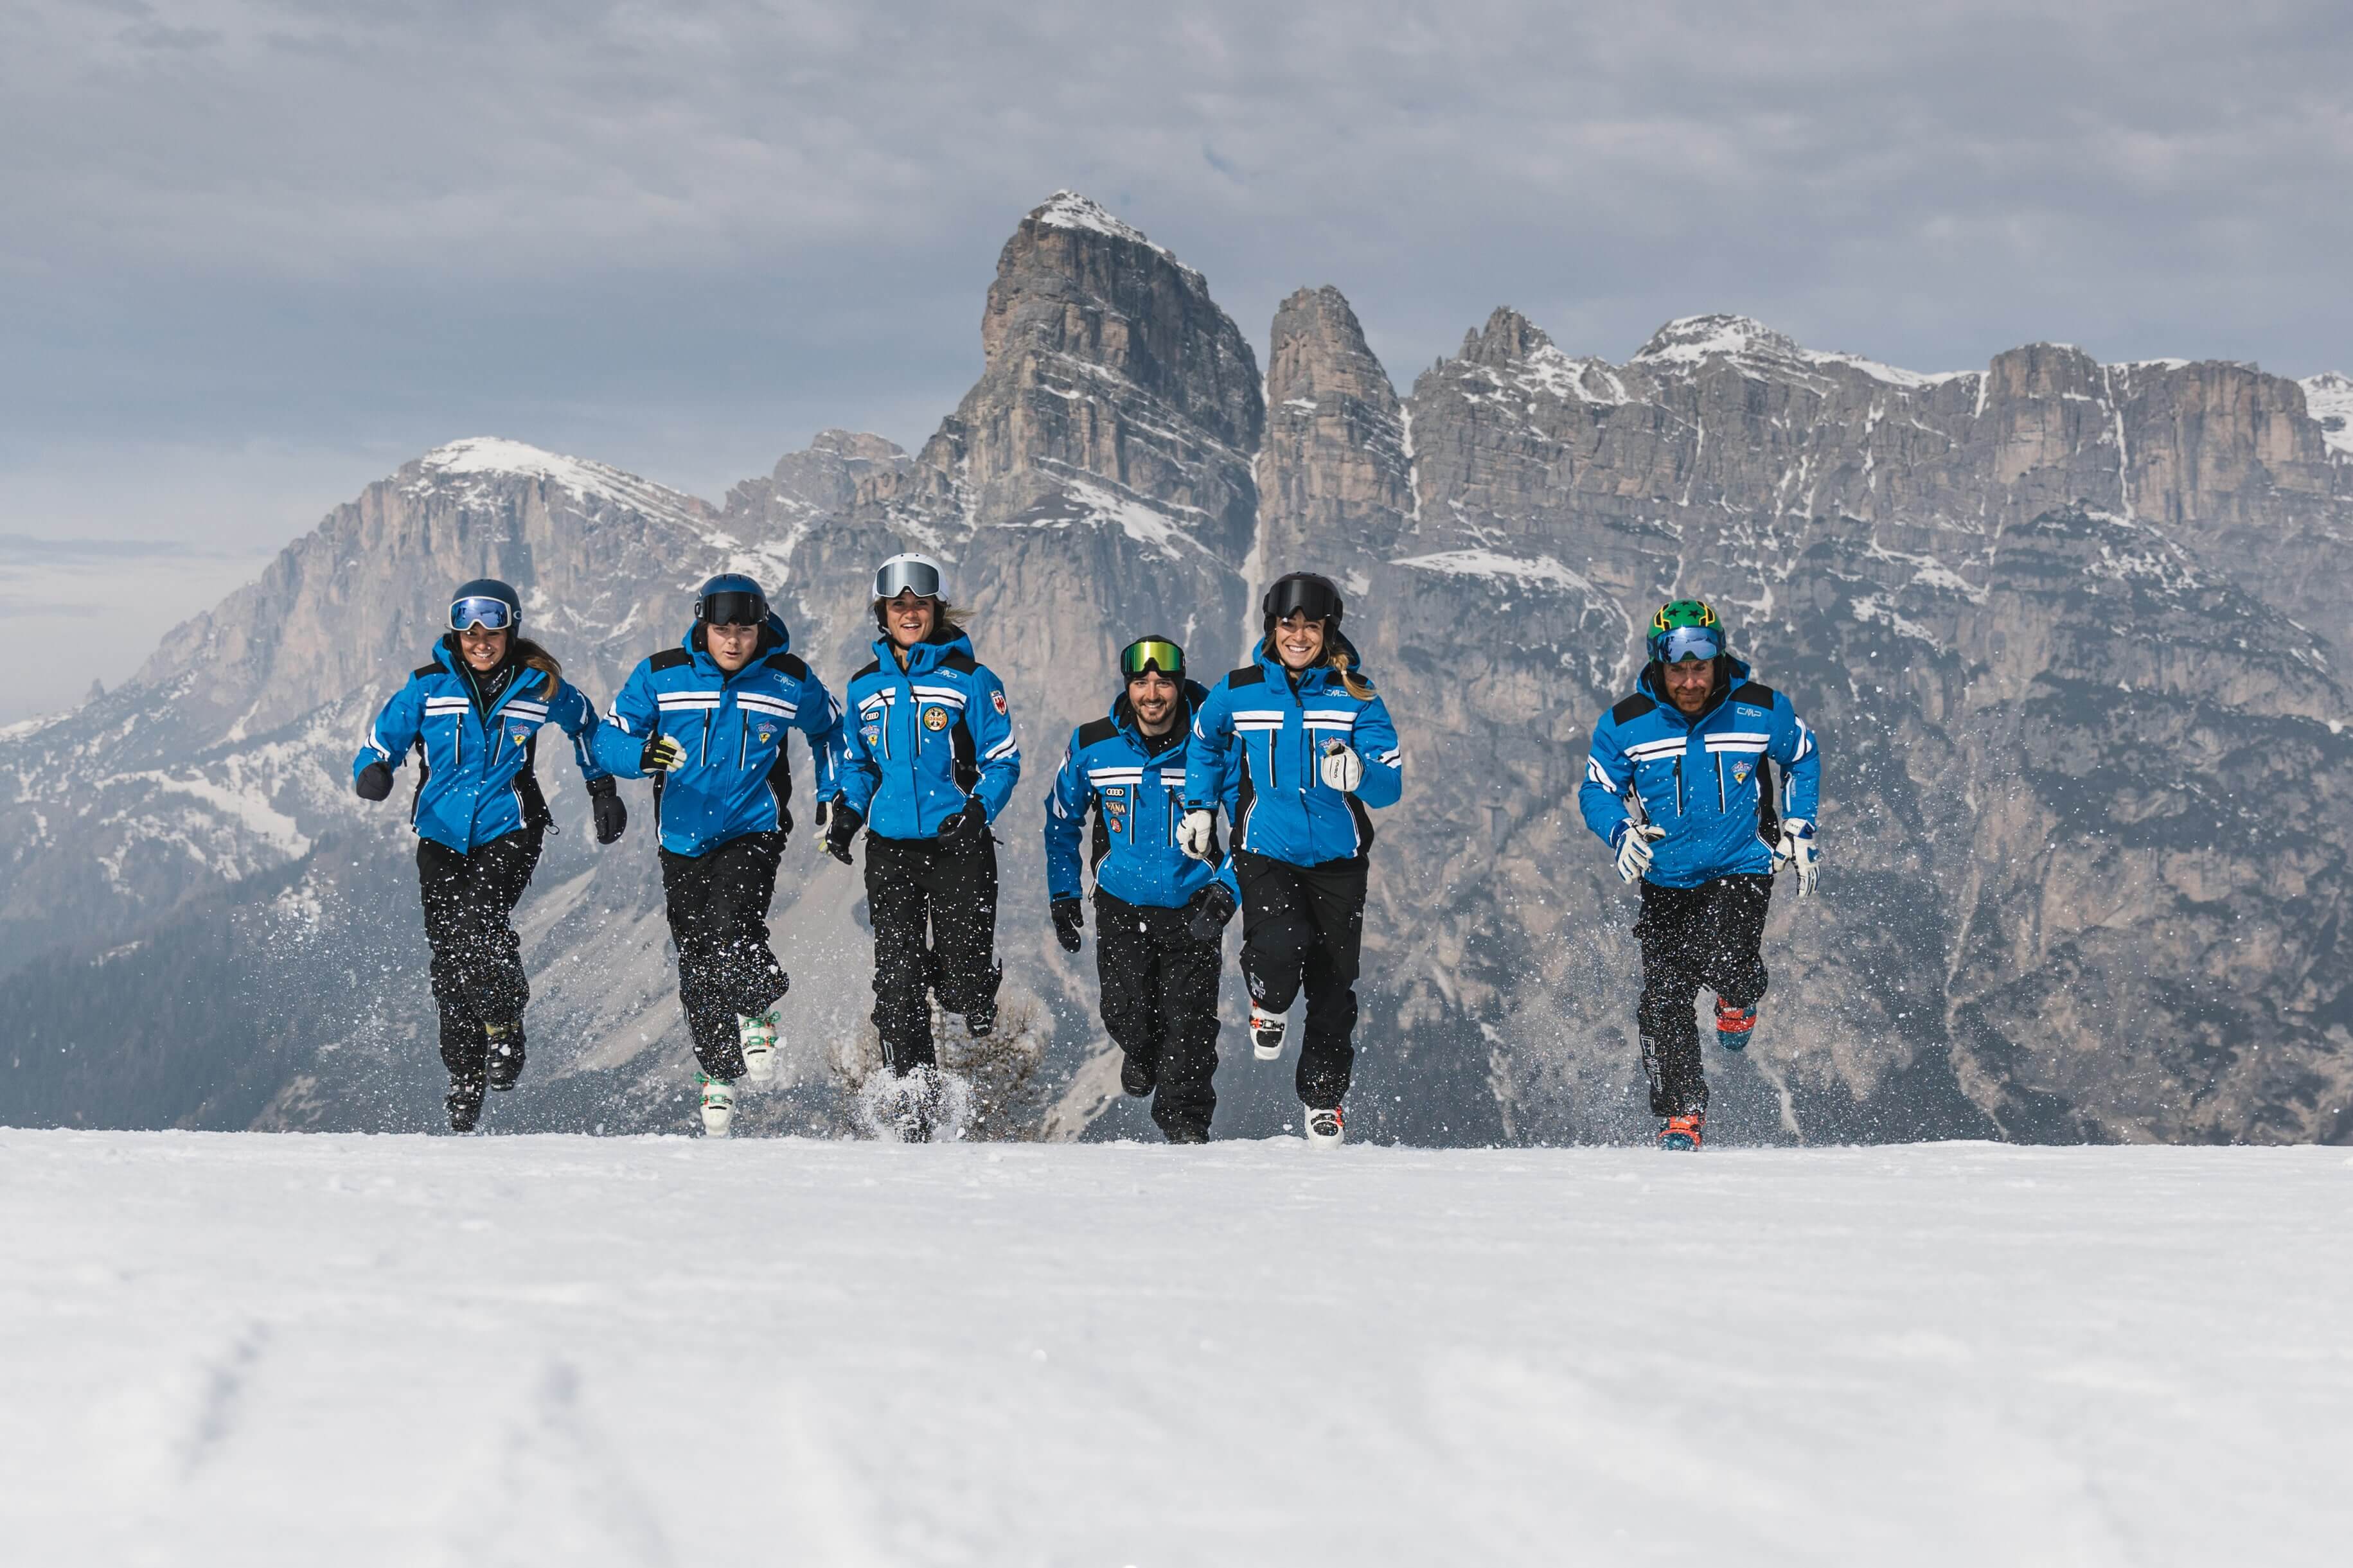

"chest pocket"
[422,696,473,771]
[734,692,795,770]
[1629,750,1686,819]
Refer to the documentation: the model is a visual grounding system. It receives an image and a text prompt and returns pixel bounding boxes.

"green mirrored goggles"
[1120,637,1185,679]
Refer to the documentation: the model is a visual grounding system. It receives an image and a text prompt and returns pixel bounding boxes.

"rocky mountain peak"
[1024,190,1189,270]
[405,436,711,530]
[1459,307,1554,367]
[864,188,1262,565]
[1632,313,1806,366]
[1259,285,1412,565]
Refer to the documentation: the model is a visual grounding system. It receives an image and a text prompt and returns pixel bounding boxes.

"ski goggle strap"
[448,595,516,633]
[874,555,943,601]
[1120,638,1185,679]
[1656,625,1724,664]
[697,589,768,628]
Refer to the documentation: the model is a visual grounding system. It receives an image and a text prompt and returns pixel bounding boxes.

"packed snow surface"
[4,1132,2347,1565]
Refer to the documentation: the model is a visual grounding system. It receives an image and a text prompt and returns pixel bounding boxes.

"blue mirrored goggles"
[448,596,516,632]
[1655,626,1723,664]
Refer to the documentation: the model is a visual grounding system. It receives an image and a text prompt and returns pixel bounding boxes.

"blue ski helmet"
[448,578,522,633]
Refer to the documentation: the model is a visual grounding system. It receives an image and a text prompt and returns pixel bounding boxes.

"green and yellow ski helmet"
[1647,599,1726,665]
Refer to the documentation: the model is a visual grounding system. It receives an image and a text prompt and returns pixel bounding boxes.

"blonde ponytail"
[1329,648,1374,700]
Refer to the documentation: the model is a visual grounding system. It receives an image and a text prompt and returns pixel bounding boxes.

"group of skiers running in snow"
[355,559,1819,1151]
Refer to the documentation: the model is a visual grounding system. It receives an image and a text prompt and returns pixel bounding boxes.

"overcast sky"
[4,1,2350,718]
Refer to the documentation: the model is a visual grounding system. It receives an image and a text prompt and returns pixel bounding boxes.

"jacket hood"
[1250,628,1374,685]
[1635,653,1752,715]
[868,623,976,675]
[1110,678,1210,737]
[679,611,793,670]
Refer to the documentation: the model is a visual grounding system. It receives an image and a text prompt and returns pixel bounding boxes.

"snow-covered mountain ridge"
[4,191,2352,1144]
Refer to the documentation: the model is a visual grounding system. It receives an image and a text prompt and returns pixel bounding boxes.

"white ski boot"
[1304,1104,1345,1150]
[698,1071,736,1138]
[1250,1006,1287,1061]
[739,1009,781,1088]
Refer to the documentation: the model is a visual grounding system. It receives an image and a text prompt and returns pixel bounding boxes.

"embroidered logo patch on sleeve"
[991,689,1008,715]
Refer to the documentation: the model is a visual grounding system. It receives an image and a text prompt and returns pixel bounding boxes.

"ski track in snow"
[3,1132,2349,1565]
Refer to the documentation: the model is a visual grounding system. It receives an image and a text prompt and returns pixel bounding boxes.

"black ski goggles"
[448,595,516,632]
[1120,638,1185,679]
[697,590,768,628]
[1266,576,1341,623]
[873,556,943,600]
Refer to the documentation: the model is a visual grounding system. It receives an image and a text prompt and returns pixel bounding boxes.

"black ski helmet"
[1261,572,1344,639]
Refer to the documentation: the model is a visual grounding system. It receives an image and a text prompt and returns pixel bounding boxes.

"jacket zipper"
[1716,754,1727,813]
[1672,756,1683,816]
[739,703,749,771]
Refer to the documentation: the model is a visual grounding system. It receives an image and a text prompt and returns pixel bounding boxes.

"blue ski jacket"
[1044,683,1241,909]
[1184,636,1404,867]
[592,615,845,858]
[1577,656,1822,888]
[836,628,1022,841]
[355,639,608,854]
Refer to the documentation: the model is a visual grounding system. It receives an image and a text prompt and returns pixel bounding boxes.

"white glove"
[1177,809,1218,861]
[1773,818,1818,897]
[1612,820,1665,885]
[1318,741,1364,792]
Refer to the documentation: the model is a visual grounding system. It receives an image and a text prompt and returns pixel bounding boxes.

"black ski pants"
[1635,872,1774,1117]
[661,830,790,1080]
[1234,849,1369,1110]
[1094,888,1223,1140]
[864,829,1000,1075]
[416,828,543,1084]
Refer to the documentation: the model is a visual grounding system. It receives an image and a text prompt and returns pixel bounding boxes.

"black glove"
[825,804,863,865]
[1052,898,1085,953]
[937,798,989,844]
[587,777,626,845]
[355,760,394,802]
[1187,882,1238,943]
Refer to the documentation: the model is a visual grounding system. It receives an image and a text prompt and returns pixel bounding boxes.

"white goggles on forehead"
[874,555,944,601]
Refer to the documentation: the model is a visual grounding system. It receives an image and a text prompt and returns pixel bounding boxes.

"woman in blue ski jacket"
[353,577,623,1131]
[1043,635,1239,1142]
[1180,572,1404,1148]
[824,552,1021,1140]
[592,574,846,1138]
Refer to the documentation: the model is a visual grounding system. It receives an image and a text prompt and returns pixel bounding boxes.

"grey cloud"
[0,0,2348,520]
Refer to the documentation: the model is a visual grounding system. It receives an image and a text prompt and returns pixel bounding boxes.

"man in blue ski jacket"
[1043,635,1239,1142]
[594,574,845,1136]
[1578,598,1822,1150]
